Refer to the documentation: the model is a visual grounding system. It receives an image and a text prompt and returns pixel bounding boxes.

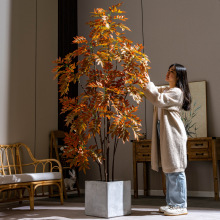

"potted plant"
[53,3,150,218]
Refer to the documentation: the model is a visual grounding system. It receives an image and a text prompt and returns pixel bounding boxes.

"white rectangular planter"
[85,180,131,218]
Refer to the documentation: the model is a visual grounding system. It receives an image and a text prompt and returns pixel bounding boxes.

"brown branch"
[93,134,103,181]
[112,135,119,181]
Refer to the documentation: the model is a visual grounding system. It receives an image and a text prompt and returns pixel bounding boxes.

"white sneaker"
[164,207,188,216]
[159,205,170,213]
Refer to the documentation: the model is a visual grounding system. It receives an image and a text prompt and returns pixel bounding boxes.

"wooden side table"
[187,137,220,200]
[132,137,220,200]
[132,139,154,198]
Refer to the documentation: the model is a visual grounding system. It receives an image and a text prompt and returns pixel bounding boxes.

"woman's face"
[165,66,177,86]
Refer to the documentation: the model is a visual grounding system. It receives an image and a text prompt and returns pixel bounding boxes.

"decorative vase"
[85,180,131,218]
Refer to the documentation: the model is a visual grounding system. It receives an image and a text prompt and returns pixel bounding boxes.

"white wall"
[0,0,58,159]
[36,0,58,158]
[78,0,220,196]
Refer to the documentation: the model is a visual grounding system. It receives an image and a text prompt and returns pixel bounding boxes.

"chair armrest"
[16,143,63,174]
[34,158,63,173]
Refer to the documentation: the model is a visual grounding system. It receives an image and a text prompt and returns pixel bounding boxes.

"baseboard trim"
[131,189,218,198]
[80,188,217,198]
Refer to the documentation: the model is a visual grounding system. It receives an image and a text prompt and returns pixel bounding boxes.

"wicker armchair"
[0,143,63,210]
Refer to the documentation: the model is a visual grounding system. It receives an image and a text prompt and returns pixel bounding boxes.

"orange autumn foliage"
[53,3,150,181]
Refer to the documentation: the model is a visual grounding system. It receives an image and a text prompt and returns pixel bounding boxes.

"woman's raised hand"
[145,72,150,83]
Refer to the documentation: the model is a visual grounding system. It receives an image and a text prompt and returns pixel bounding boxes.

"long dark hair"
[169,63,192,111]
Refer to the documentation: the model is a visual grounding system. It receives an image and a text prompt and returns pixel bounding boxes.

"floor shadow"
[0,201,163,219]
[131,210,162,216]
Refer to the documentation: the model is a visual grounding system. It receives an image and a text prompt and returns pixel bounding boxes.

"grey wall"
[0,0,58,160]
[142,0,220,195]
[78,0,220,196]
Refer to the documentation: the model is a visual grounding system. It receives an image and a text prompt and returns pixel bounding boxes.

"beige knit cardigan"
[144,82,187,173]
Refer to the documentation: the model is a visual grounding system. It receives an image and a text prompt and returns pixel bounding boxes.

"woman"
[143,63,191,216]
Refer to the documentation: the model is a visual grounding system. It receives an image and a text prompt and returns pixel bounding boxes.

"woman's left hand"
[145,72,150,83]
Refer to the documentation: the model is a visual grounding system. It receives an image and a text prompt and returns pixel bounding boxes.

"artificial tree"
[53,3,150,182]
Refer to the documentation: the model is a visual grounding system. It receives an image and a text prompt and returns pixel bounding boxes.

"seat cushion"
[0,172,61,185]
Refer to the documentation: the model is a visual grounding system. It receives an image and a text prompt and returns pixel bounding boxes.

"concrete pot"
[85,180,131,218]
